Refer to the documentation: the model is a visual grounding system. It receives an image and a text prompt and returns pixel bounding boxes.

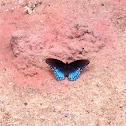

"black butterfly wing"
[68,59,90,81]
[46,58,66,80]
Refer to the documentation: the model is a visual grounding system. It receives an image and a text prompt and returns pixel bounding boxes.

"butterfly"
[46,58,90,81]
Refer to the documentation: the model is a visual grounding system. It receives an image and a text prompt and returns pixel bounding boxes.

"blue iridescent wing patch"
[46,58,65,80]
[68,60,90,81]
[46,58,90,81]
[68,68,81,81]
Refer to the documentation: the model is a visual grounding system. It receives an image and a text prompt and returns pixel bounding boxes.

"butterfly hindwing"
[68,67,81,81]
[68,59,90,81]
[46,58,65,80]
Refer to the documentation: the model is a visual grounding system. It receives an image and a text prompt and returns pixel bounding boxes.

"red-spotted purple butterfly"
[46,58,90,81]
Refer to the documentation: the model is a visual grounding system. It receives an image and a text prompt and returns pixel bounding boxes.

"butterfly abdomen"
[64,64,71,77]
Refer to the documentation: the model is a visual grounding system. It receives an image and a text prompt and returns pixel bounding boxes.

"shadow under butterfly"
[46,58,90,81]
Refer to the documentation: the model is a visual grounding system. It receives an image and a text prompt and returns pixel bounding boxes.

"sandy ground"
[0,0,126,125]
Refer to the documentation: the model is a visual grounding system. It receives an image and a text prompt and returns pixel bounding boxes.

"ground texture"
[0,0,126,125]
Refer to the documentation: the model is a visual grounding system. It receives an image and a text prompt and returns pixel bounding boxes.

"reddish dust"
[0,0,125,93]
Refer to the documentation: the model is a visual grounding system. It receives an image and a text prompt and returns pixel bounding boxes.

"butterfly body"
[46,58,90,81]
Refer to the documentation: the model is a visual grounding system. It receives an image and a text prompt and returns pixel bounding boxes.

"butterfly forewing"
[46,58,65,80]
[68,59,90,81]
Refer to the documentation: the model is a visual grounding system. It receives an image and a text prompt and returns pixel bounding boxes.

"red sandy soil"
[0,0,126,125]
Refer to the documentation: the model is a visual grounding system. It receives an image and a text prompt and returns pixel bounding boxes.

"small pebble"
[24,103,28,106]
[101,3,104,6]
[0,101,4,104]
[40,20,43,23]
[9,82,13,85]
[5,9,9,11]
[65,113,69,117]
[104,10,108,13]
[91,17,94,20]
